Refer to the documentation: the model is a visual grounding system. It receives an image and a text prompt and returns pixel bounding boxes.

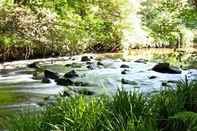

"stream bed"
[0,53,197,115]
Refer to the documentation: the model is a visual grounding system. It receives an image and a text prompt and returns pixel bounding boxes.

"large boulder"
[64,70,79,78]
[44,70,59,80]
[56,78,74,86]
[152,63,182,74]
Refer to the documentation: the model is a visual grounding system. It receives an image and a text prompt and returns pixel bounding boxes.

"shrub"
[0,0,126,61]
[0,5,58,60]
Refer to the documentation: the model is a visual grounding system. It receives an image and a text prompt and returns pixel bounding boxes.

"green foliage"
[170,111,197,131]
[8,111,43,131]
[104,90,156,131]
[141,0,196,47]
[0,0,125,60]
[42,96,108,131]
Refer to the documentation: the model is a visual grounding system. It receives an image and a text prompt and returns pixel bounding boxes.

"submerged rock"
[27,62,39,68]
[134,59,148,64]
[32,71,44,80]
[161,82,168,86]
[149,76,157,79]
[81,56,91,62]
[87,64,97,70]
[86,61,93,65]
[64,70,79,78]
[120,64,130,68]
[37,101,45,107]
[74,81,91,86]
[90,56,94,59]
[56,78,74,86]
[77,88,95,96]
[167,80,178,83]
[42,77,51,83]
[121,69,129,75]
[44,70,59,80]
[61,91,71,97]
[65,63,82,68]
[152,63,182,74]
[43,96,50,101]
[97,61,104,66]
[69,57,76,61]
[121,79,138,85]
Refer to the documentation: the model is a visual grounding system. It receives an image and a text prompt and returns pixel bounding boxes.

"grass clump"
[6,79,197,131]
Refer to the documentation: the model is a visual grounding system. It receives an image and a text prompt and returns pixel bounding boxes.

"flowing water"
[0,49,196,128]
[0,49,196,110]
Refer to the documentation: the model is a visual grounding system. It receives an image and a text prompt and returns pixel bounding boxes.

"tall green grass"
[7,79,197,131]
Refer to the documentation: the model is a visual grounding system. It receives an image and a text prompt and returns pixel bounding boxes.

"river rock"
[81,56,91,62]
[149,76,157,79]
[120,64,130,68]
[64,70,79,78]
[37,101,45,107]
[74,81,91,86]
[27,62,39,68]
[55,78,74,86]
[77,88,95,96]
[121,69,129,75]
[152,63,182,74]
[69,57,76,61]
[42,77,51,83]
[44,70,59,80]
[134,59,148,64]
[65,63,82,68]
[121,79,138,85]
[167,80,178,83]
[97,61,104,66]
[161,82,168,86]
[86,61,93,65]
[61,91,71,97]
[87,64,97,70]
[32,71,44,80]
